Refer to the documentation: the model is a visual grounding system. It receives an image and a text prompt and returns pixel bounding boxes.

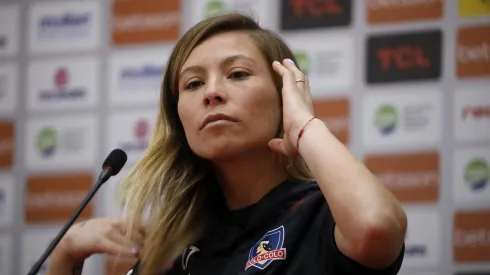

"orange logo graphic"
[457,24,490,78]
[111,0,180,46]
[25,173,94,224]
[367,0,442,24]
[313,98,350,144]
[365,151,439,203]
[377,46,431,71]
[105,255,137,275]
[0,121,14,169]
[453,210,490,262]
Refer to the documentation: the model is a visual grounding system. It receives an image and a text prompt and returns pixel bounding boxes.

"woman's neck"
[213,148,288,210]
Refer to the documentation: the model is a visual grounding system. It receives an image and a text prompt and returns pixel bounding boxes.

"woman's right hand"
[56,217,144,263]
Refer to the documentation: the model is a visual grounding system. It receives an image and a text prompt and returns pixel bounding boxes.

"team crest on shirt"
[245,225,287,270]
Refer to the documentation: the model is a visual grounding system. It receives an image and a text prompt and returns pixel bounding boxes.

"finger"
[282,59,308,87]
[268,138,288,156]
[97,238,139,258]
[107,230,143,250]
[272,61,296,88]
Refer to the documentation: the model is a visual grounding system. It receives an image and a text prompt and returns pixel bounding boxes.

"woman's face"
[177,31,281,161]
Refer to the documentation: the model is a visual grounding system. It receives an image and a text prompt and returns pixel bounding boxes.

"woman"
[46,13,407,275]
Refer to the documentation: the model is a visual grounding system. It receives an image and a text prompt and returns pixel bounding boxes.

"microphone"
[27,149,128,275]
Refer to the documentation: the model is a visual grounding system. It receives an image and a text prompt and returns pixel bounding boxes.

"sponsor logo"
[120,119,151,152]
[246,226,286,270]
[313,98,350,144]
[204,0,228,18]
[457,25,490,78]
[374,103,433,136]
[462,104,490,120]
[453,210,490,262]
[458,0,490,18]
[367,0,442,24]
[280,0,352,30]
[112,0,180,45]
[294,50,311,75]
[464,158,489,191]
[29,1,100,53]
[365,152,439,203]
[403,209,441,266]
[366,30,442,84]
[36,127,58,158]
[25,173,93,223]
[0,122,14,169]
[27,116,97,170]
[453,148,490,204]
[37,12,91,39]
[374,105,398,135]
[362,90,441,148]
[38,67,86,101]
[182,246,201,271]
[289,35,353,94]
[454,88,490,142]
[118,64,164,91]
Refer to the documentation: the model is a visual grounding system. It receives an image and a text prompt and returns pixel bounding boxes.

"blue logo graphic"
[245,226,287,270]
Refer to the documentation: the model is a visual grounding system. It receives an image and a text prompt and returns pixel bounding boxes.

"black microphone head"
[103,149,127,176]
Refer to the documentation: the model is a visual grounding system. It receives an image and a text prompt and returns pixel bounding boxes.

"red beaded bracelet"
[287,116,317,169]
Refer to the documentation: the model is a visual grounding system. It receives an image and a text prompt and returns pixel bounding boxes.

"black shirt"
[128,179,404,275]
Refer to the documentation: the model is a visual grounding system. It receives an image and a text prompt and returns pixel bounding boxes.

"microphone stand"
[27,170,112,275]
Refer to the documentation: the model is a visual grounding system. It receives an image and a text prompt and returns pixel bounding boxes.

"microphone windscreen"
[103,149,128,176]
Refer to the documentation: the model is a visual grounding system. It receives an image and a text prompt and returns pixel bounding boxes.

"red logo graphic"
[290,0,343,17]
[54,68,69,89]
[462,105,490,120]
[377,46,431,71]
[135,119,149,140]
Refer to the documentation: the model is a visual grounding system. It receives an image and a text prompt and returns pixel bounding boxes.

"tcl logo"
[290,0,343,17]
[462,105,490,120]
[280,0,351,30]
[377,46,431,71]
[366,30,442,84]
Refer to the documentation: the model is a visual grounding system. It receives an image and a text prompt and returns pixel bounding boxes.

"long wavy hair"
[119,12,313,275]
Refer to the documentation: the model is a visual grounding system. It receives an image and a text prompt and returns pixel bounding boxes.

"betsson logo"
[462,105,490,120]
[368,0,439,10]
[457,42,490,64]
[377,46,431,71]
[454,228,490,248]
[113,12,179,31]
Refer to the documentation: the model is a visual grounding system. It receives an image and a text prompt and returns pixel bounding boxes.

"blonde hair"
[119,12,312,275]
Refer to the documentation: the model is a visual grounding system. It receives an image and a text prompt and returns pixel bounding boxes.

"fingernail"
[284,58,295,64]
[273,60,280,66]
[130,248,139,256]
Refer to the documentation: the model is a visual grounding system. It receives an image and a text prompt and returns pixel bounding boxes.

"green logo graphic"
[204,0,227,19]
[294,51,310,76]
[464,158,489,191]
[36,127,57,157]
[374,105,398,135]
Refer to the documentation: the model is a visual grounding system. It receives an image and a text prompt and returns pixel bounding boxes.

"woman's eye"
[229,71,249,79]
[185,80,204,90]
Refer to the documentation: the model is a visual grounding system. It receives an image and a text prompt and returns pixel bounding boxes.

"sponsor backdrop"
[0,0,489,274]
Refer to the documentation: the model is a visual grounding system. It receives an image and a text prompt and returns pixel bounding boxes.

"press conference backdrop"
[0,0,489,274]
